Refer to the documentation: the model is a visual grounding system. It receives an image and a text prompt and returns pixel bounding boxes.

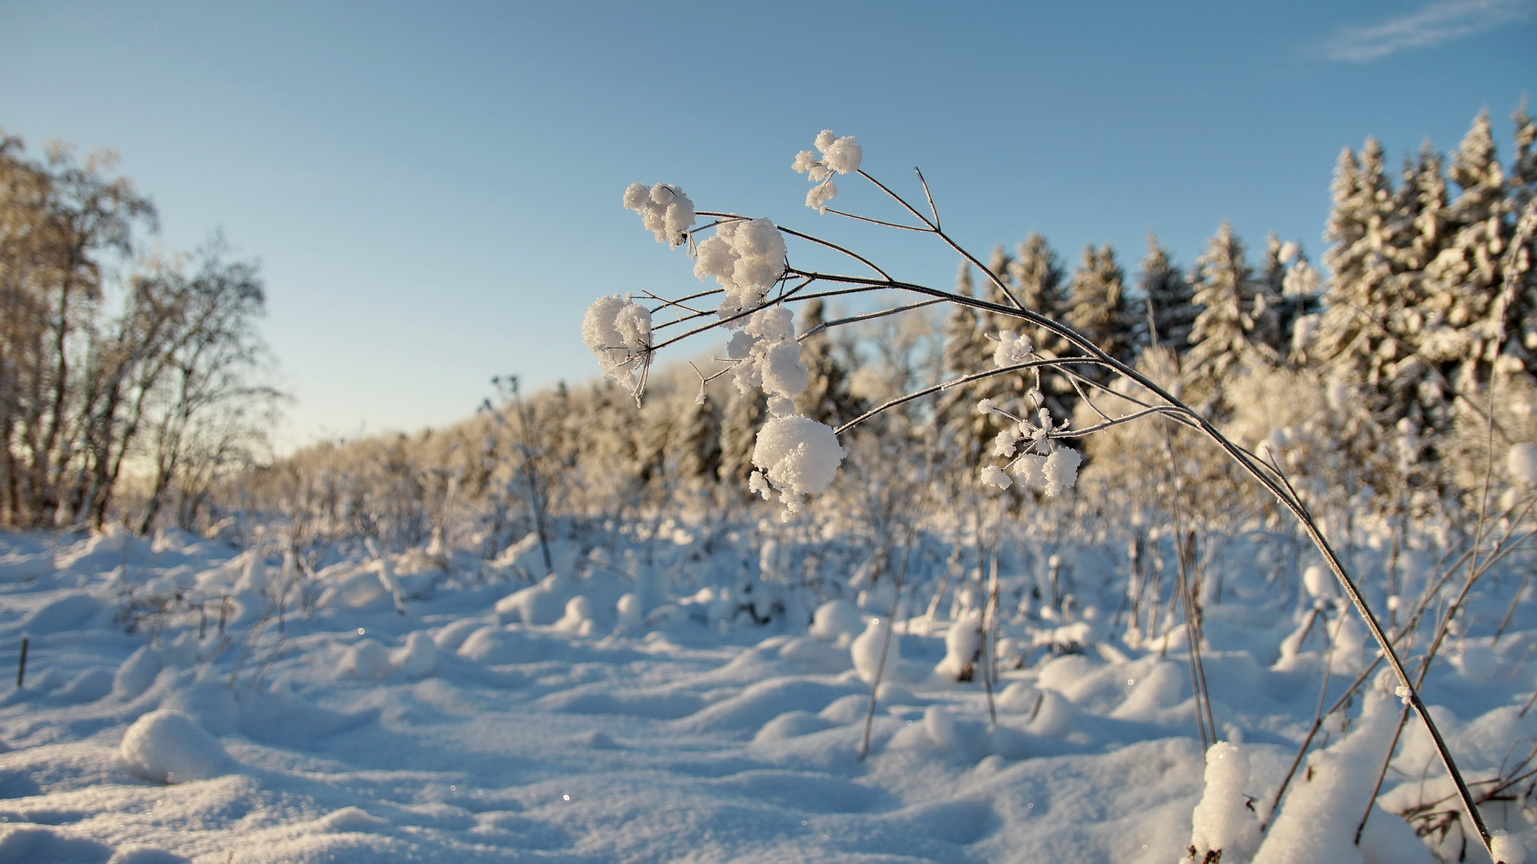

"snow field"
[0,526,1532,862]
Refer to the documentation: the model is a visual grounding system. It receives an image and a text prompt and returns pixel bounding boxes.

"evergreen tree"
[1006,234,1074,420]
[794,298,861,426]
[1315,140,1424,417]
[1505,105,1537,375]
[1135,233,1195,355]
[717,384,765,500]
[1277,245,1324,367]
[1402,142,1450,273]
[1512,102,1536,212]
[670,389,722,489]
[1187,219,1274,386]
[935,263,1001,467]
[1261,234,1321,366]
[1423,110,1514,385]
[1065,243,1132,376]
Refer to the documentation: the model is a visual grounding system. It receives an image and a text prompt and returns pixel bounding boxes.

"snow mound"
[850,617,899,684]
[809,599,863,644]
[119,710,234,784]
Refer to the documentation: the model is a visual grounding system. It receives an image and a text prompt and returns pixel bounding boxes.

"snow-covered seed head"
[989,330,1034,368]
[750,414,847,516]
[794,130,862,213]
[582,294,653,401]
[623,182,695,248]
[694,217,788,320]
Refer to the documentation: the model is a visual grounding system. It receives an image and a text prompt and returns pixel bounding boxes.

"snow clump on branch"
[793,129,862,214]
[623,182,695,248]
[727,306,808,416]
[582,294,653,401]
[749,414,847,515]
[989,330,1034,368]
[693,217,788,321]
[975,395,1082,496]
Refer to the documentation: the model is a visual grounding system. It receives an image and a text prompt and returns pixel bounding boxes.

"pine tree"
[1260,234,1322,366]
[1512,102,1536,212]
[794,298,861,426]
[1402,142,1450,273]
[1135,233,1194,356]
[1065,243,1132,376]
[1315,140,1423,415]
[1423,110,1512,386]
[1504,105,1537,376]
[671,388,722,488]
[717,384,765,500]
[1006,233,1074,420]
[1187,220,1274,387]
[935,263,1001,466]
[1276,244,1323,367]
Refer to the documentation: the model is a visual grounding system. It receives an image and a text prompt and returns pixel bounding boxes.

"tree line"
[169,107,1537,550]
[0,133,278,532]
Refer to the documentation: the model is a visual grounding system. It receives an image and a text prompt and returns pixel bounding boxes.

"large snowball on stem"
[750,415,846,511]
[582,294,652,397]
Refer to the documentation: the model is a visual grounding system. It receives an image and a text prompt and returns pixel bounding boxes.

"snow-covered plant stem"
[485,376,554,575]
[597,132,1498,860]
[858,526,915,761]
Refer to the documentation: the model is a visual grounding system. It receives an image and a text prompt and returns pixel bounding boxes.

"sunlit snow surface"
[0,527,1532,863]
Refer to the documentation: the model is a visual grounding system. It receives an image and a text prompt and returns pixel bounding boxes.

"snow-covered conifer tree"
[1422,110,1513,386]
[794,298,862,427]
[1135,233,1195,355]
[672,389,723,490]
[1187,220,1275,392]
[1007,234,1074,419]
[1314,139,1436,430]
[935,264,1005,467]
[717,386,765,502]
[1065,243,1132,377]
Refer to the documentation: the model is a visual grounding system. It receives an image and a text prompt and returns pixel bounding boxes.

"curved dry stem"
[634,163,1500,859]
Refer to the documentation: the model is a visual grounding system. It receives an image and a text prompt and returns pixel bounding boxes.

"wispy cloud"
[1320,0,1530,63]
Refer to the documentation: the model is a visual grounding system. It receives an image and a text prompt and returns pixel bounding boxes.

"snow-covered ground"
[0,523,1532,863]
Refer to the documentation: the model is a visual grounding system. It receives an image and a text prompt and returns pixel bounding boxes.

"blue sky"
[2,0,1532,451]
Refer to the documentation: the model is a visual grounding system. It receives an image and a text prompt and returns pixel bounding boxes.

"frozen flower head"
[582,294,653,401]
[727,307,807,416]
[750,414,847,516]
[693,217,787,320]
[1041,445,1082,497]
[989,330,1034,368]
[980,465,1012,490]
[974,395,1080,497]
[623,182,695,248]
[793,130,862,213]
